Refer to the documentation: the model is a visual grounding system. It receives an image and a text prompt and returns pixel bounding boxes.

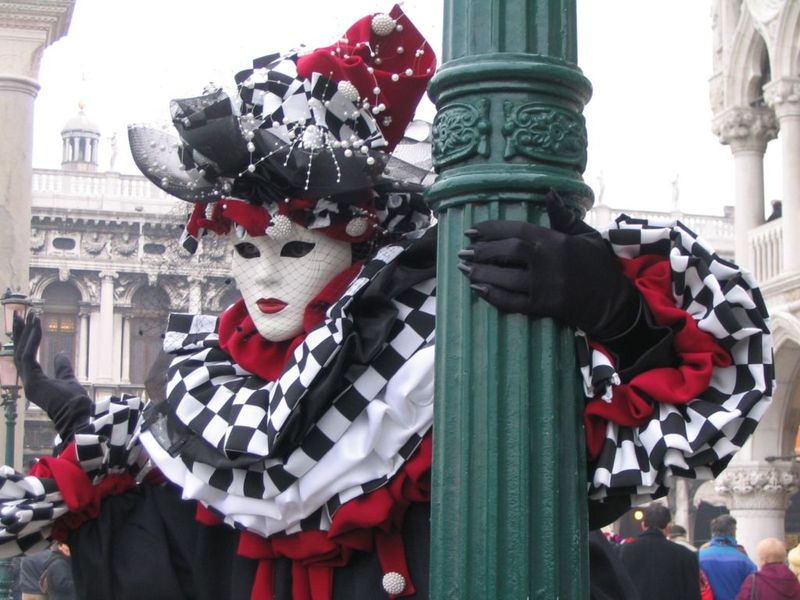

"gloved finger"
[459,262,530,293]
[470,283,531,315]
[545,189,598,237]
[465,219,543,243]
[463,238,534,267]
[21,317,43,371]
[54,353,78,382]
[12,312,24,346]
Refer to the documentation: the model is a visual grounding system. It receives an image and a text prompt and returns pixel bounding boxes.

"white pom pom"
[371,13,396,36]
[337,80,360,102]
[345,217,369,238]
[381,572,406,595]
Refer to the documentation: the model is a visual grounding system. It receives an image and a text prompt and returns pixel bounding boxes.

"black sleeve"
[590,532,640,600]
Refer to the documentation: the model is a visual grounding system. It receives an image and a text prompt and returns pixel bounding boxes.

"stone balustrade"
[749,219,784,284]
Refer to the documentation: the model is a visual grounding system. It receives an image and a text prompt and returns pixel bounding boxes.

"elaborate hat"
[128,5,436,251]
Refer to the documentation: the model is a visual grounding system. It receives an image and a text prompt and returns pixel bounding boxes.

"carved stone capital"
[764,78,800,118]
[0,1,75,77]
[715,466,799,510]
[712,106,778,152]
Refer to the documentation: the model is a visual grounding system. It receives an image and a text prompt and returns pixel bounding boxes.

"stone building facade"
[25,109,240,465]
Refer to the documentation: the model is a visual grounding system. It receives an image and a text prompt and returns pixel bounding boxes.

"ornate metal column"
[427,1,592,598]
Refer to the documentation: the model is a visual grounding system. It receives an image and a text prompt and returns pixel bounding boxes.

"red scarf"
[218,262,362,381]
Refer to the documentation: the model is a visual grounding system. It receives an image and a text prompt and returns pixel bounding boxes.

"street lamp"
[0,290,29,599]
[0,289,31,466]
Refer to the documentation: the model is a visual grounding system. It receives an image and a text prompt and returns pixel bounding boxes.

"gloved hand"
[458,190,640,341]
[13,312,91,441]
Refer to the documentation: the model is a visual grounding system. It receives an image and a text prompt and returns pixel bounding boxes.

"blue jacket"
[699,536,757,600]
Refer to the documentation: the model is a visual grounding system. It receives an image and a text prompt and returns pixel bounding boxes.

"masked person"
[1,6,773,600]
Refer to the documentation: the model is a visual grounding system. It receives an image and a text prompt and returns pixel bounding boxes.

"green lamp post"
[0,290,31,599]
[428,1,592,598]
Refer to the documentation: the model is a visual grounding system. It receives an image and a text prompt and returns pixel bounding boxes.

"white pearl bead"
[375,57,383,65]
[366,156,375,165]
[367,67,375,74]
[378,103,386,111]
[396,46,404,54]
[247,142,255,152]
[373,86,381,95]
[396,24,404,32]
[405,68,413,76]
[344,149,353,157]
[391,74,400,82]
[371,13,396,36]
[381,572,406,595]
[247,164,256,173]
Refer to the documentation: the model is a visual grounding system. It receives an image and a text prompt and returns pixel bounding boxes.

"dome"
[61,103,100,137]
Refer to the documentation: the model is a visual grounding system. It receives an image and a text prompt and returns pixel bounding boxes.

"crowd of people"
[603,505,800,600]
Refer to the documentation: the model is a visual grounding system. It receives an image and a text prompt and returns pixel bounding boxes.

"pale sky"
[32,0,783,217]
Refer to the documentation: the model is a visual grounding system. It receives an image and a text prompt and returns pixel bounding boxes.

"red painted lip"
[256,298,287,314]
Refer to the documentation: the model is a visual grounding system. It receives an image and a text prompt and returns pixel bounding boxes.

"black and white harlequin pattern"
[586,215,773,506]
[153,242,436,535]
[0,468,67,558]
[0,395,155,558]
[236,54,386,152]
[74,394,151,484]
[165,244,422,461]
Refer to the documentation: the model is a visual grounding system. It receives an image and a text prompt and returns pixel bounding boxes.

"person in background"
[619,503,700,600]
[788,542,800,581]
[670,524,697,552]
[735,538,800,600]
[700,515,757,600]
[38,543,75,600]
[19,549,51,600]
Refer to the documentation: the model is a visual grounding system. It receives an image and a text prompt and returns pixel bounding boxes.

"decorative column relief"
[716,466,799,509]
[712,106,778,152]
[501,102,587,169]
[716,465,799,557]
[431,98,491,169]
[712,106,778,268]
[765,77,800,273]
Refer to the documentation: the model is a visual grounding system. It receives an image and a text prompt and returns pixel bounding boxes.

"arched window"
[129,286,171,385]
[40,281,81,377]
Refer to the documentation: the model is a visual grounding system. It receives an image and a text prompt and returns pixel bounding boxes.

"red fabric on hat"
[296,5,436,151]
[238,433,432,600]
[218,262,361,381]
[584,255,733,459]
[29,443,136,542]
[212,194,378,242]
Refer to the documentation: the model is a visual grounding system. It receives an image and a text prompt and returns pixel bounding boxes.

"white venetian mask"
[231,225,352,342]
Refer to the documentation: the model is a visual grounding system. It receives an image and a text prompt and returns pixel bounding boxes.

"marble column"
[716,464,799,558]
[96,271,117,382]
[78,307,90,381]
[188,277,204,314]
[120,314,131,383]
[0,3,73,296]
[765,78,800,273]
[712,106,778,269]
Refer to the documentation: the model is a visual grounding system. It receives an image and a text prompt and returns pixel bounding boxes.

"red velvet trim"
[201,195,379,243]
[295,5,436,151]
[584,255,733,459]
[238,434,432,600]
[218,262,362,381]
[29,443,136,542]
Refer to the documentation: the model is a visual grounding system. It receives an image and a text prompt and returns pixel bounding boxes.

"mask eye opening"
[280,241,316,258]
[234,242,261,259]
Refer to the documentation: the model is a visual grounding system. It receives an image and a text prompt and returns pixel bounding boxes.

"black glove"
[458,191,640,341]
[13,312,91,442]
